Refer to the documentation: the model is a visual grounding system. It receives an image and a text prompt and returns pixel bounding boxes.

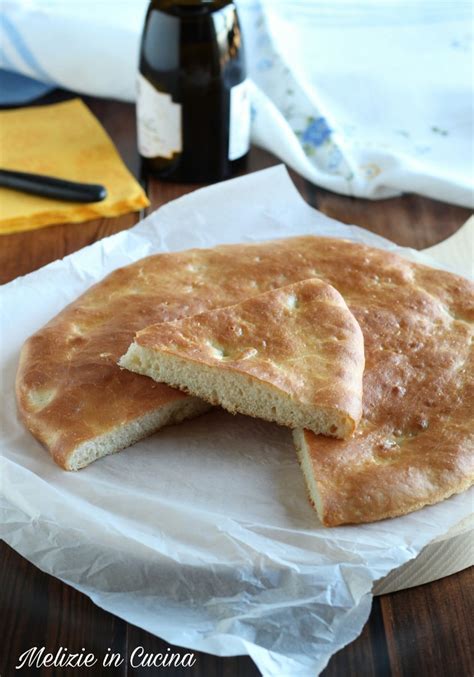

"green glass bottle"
[137,0,250,182]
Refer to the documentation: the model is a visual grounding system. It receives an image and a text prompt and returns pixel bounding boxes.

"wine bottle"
[137,0,250,183]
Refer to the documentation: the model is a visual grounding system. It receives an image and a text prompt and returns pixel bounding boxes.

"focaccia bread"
[16,235,474,526]
[120,279,365,439]
[293,278,474,526]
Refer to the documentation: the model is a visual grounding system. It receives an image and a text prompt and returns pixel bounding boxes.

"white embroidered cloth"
[1,0,472,205]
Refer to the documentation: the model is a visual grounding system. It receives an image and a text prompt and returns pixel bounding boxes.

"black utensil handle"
[0,169,107,203]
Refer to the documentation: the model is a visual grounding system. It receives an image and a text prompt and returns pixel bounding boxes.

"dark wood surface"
[1,93,472,677]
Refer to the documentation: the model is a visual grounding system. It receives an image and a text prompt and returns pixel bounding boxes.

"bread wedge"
[119,279,365,439]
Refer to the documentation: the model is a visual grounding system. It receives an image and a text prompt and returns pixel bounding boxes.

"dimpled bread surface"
[120,279,365,439]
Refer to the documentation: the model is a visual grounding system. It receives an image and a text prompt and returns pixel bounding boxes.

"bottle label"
[136,73,182,159]
[228,79,251,161]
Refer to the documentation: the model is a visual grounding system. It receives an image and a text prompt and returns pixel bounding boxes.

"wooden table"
[1,92,473,677]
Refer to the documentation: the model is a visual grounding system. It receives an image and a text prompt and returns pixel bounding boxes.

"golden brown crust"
[16,235,474,524]
[293,259,474,525]
[124,279,365,437]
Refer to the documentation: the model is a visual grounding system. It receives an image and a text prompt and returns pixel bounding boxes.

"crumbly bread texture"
[16,236,474,525]
[64,397,211,471]
[120,279,365,439]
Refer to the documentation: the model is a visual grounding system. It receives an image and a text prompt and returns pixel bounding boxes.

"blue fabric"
[0,12,54,104]
[0,69,54,106]
[0,69,53,105]
[1,13,54,84]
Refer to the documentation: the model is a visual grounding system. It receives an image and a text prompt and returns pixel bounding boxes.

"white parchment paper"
[1,166,472,676]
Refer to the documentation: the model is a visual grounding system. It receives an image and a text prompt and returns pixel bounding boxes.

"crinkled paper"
[1,167,472,676]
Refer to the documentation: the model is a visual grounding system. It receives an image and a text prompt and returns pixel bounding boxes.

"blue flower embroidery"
[301,117,332,147]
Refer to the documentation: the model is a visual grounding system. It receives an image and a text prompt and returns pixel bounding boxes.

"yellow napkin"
[0,98,149,235]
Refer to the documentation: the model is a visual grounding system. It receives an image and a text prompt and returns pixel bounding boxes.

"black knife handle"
[0,169,107,203]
